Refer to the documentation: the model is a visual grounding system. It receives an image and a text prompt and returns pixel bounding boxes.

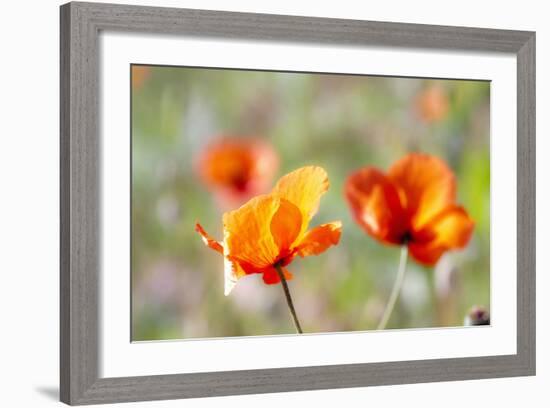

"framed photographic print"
[60,1,535,405]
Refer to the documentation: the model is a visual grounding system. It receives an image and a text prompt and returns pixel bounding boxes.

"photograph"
[131,64,490,341]
[0,0,541,406]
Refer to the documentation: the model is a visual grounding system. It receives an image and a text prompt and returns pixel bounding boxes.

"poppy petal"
[223,256,250,295]
[195,223,223,254]
[262,266,293,285]
[344,167,407,244]
[294,221,342,257]
[249,141,279,188]
[408,206,474,265]
[270,198,303,253]
[222,194,280,269]
[272,166,329,230]
[388,153,456,230]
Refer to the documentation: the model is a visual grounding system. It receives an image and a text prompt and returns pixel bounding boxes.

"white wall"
[0,0,545,407]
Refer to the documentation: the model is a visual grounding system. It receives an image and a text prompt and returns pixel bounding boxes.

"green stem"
[377,245,409,330]
[274,263,303,334]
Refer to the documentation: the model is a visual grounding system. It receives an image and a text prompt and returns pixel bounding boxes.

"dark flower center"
[400,231,413,245]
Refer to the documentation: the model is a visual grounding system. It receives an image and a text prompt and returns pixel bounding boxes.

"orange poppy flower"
[196,166,342,295]
[197,137,278,208]
[414,85,449,123]
[345,153,474,265]
[131,65,151,90]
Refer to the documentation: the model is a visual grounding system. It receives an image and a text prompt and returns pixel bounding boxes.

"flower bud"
[464,305,490,326]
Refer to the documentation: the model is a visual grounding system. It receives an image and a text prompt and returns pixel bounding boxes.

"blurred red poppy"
[197,137,279,208]
[131,65,151,90]
[345,153,474,265]
[414,85,449,123]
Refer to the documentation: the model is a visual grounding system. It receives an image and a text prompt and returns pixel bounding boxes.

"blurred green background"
[131,64,490,341]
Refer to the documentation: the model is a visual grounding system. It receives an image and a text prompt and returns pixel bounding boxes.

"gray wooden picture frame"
[60,1,536,405]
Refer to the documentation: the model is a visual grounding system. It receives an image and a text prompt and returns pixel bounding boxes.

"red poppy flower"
[345,153,474,265]
[131,65,151,90]
[197,137,278,208]
[196,166,342,295]
[414,85,449,123]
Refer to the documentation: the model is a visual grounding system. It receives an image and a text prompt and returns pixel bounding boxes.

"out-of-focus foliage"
[131,65,490,341]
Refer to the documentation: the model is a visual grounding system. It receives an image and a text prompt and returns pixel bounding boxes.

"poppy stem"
[274,263,303,334]
[377,245,409,330]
